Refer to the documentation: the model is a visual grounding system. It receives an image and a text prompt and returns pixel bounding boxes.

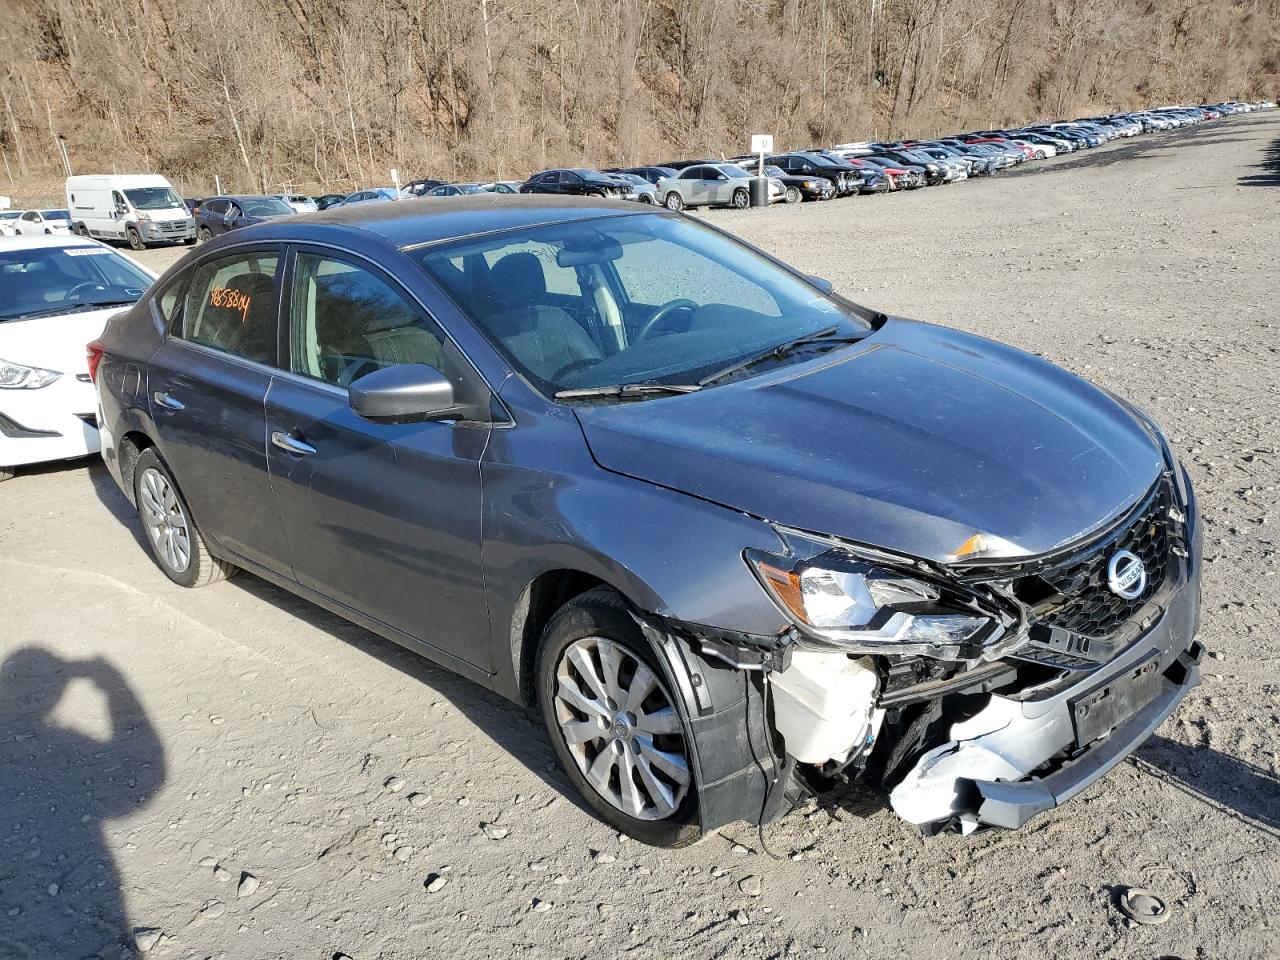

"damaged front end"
[662,462,1203,835]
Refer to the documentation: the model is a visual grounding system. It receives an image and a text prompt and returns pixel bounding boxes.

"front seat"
[486,252,602,382]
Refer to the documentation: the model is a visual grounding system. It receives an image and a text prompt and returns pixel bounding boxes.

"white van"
[66,174,197,250]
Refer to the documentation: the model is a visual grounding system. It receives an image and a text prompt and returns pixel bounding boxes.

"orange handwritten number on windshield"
[209,287,251,324]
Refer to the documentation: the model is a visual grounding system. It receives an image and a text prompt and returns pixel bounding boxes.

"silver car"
[657,164,755,211]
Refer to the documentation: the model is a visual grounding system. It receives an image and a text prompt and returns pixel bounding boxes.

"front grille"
[1036,481,1173,638]
[1008,477,1178,641]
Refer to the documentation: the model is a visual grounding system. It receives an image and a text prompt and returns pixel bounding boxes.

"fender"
[481,392,792,703]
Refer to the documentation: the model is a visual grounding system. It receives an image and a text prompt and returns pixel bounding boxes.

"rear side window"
[178,252,279,364]
[289,253,444,388]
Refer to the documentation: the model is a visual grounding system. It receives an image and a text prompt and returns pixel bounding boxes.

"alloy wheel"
[139,468,192,573]
[552,636,691,821]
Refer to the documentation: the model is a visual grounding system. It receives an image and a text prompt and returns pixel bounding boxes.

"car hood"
[0,307,128,373]
[573,319,1165,564]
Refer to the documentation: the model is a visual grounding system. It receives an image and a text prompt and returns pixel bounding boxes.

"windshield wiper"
[554,382,702,400]
[698,324,860,387]
[10,300,136,321]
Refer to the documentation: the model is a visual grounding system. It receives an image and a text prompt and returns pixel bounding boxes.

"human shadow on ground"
[0,649,166,959]
[86,462,589,820]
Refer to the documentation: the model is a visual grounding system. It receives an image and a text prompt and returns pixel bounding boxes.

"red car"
[844,156,916,190]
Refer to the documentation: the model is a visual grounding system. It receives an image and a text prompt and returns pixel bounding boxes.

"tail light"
[86,339,105,383]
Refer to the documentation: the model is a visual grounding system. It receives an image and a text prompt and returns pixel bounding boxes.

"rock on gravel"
[133,928,165,953]
[481,822,509,840]
[384,776,405,792]
[739,876,763,897]
[425,874,449,893]
[237,872,260,898]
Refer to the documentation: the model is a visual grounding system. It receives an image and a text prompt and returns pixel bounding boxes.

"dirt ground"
[2,114,1278,960]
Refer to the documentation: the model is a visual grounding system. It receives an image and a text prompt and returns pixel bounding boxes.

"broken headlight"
[746,528,1010,661]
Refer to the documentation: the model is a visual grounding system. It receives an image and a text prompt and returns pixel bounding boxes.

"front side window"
[178,252,279,363]
[289,253,444,388]
[417,213,872,396]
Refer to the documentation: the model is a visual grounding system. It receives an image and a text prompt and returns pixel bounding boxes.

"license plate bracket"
[1071,654,1164,748]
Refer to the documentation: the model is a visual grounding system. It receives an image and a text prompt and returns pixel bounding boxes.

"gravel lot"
[3,114,1278,960]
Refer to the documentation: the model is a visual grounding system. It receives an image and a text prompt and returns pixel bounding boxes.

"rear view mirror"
[556,235,623,267]
[349,364,463,422]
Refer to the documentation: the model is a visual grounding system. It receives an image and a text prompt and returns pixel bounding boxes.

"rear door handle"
[153,391,184,411]
[271,431,317,456]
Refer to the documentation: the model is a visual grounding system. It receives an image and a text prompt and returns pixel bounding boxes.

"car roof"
[228,194,649,251]
[0,234,109,252]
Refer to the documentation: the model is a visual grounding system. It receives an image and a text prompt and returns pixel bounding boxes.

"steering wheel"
[634,298,698,342]
[66,281,108,301]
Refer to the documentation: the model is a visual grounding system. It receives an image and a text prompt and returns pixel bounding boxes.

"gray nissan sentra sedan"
[91,196,1202,845]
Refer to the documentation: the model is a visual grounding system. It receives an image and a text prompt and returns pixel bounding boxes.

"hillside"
[2,0,1277,200]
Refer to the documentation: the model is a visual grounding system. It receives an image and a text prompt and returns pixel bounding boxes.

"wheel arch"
[116,429,158,507]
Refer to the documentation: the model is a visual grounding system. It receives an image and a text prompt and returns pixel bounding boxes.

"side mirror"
[349,364,463,422]
[114,206,127,218]
[807,275,834,295]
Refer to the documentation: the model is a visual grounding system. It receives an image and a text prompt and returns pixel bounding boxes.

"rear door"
[146,245,293,576]
[264,246,494,670]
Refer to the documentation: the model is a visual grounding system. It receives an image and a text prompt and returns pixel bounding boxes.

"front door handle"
[271,431,317,456]
[153,391,185,411]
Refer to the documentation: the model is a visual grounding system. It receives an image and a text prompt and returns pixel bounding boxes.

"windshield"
[42,210,70,220]
[123,188,182,211]
[416,213,872,398]
[0,212,20,221]
[457,184,486,194]
[721,166,750,179]
[0,246,151,322]
[241,198,294,216]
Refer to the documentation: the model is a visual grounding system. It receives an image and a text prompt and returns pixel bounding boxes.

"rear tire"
[133,448,236,588]
[127,228,145,251]
[198,226,213,243]
[75,223,90,237]
[785,186,801,204]
[536,588,701,848]
[663,192,684,211]
[0,466,14,482]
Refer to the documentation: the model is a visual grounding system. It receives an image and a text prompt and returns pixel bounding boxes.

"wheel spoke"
[566,645,610,703]
[585,746,617,794]
[555,675,609,720]
[561,718,603,745]
[634,737,690,787]
[633,706,681,736]
[621,660,658,713]
[596,639,626,704]
[618,754,645,817]
[633,752,677,818]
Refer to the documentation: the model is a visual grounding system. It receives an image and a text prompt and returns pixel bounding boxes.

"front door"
[265,248,493,671]
[146,246,294,576]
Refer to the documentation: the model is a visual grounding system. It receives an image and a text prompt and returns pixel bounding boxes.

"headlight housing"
[0,358,62,389]
[746,528,1016,662]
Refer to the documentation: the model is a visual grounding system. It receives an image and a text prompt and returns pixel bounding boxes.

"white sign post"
[750,134,774,178]
[390,167,400,199]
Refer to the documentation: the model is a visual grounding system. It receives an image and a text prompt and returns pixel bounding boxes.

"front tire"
[127,228,145,251]
[663,192,684,211]
[785,186,801,204]
[536,588,700,847]
[0,465,14,482]
[198,226,213,243]
[731,188,749,209]
[133,449,236,588]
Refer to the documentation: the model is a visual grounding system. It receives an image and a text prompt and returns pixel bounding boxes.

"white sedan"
[13,208,74,236]
[1,235,156,480]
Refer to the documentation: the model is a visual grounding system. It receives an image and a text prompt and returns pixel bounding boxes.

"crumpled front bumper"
[889,534,1203,832]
